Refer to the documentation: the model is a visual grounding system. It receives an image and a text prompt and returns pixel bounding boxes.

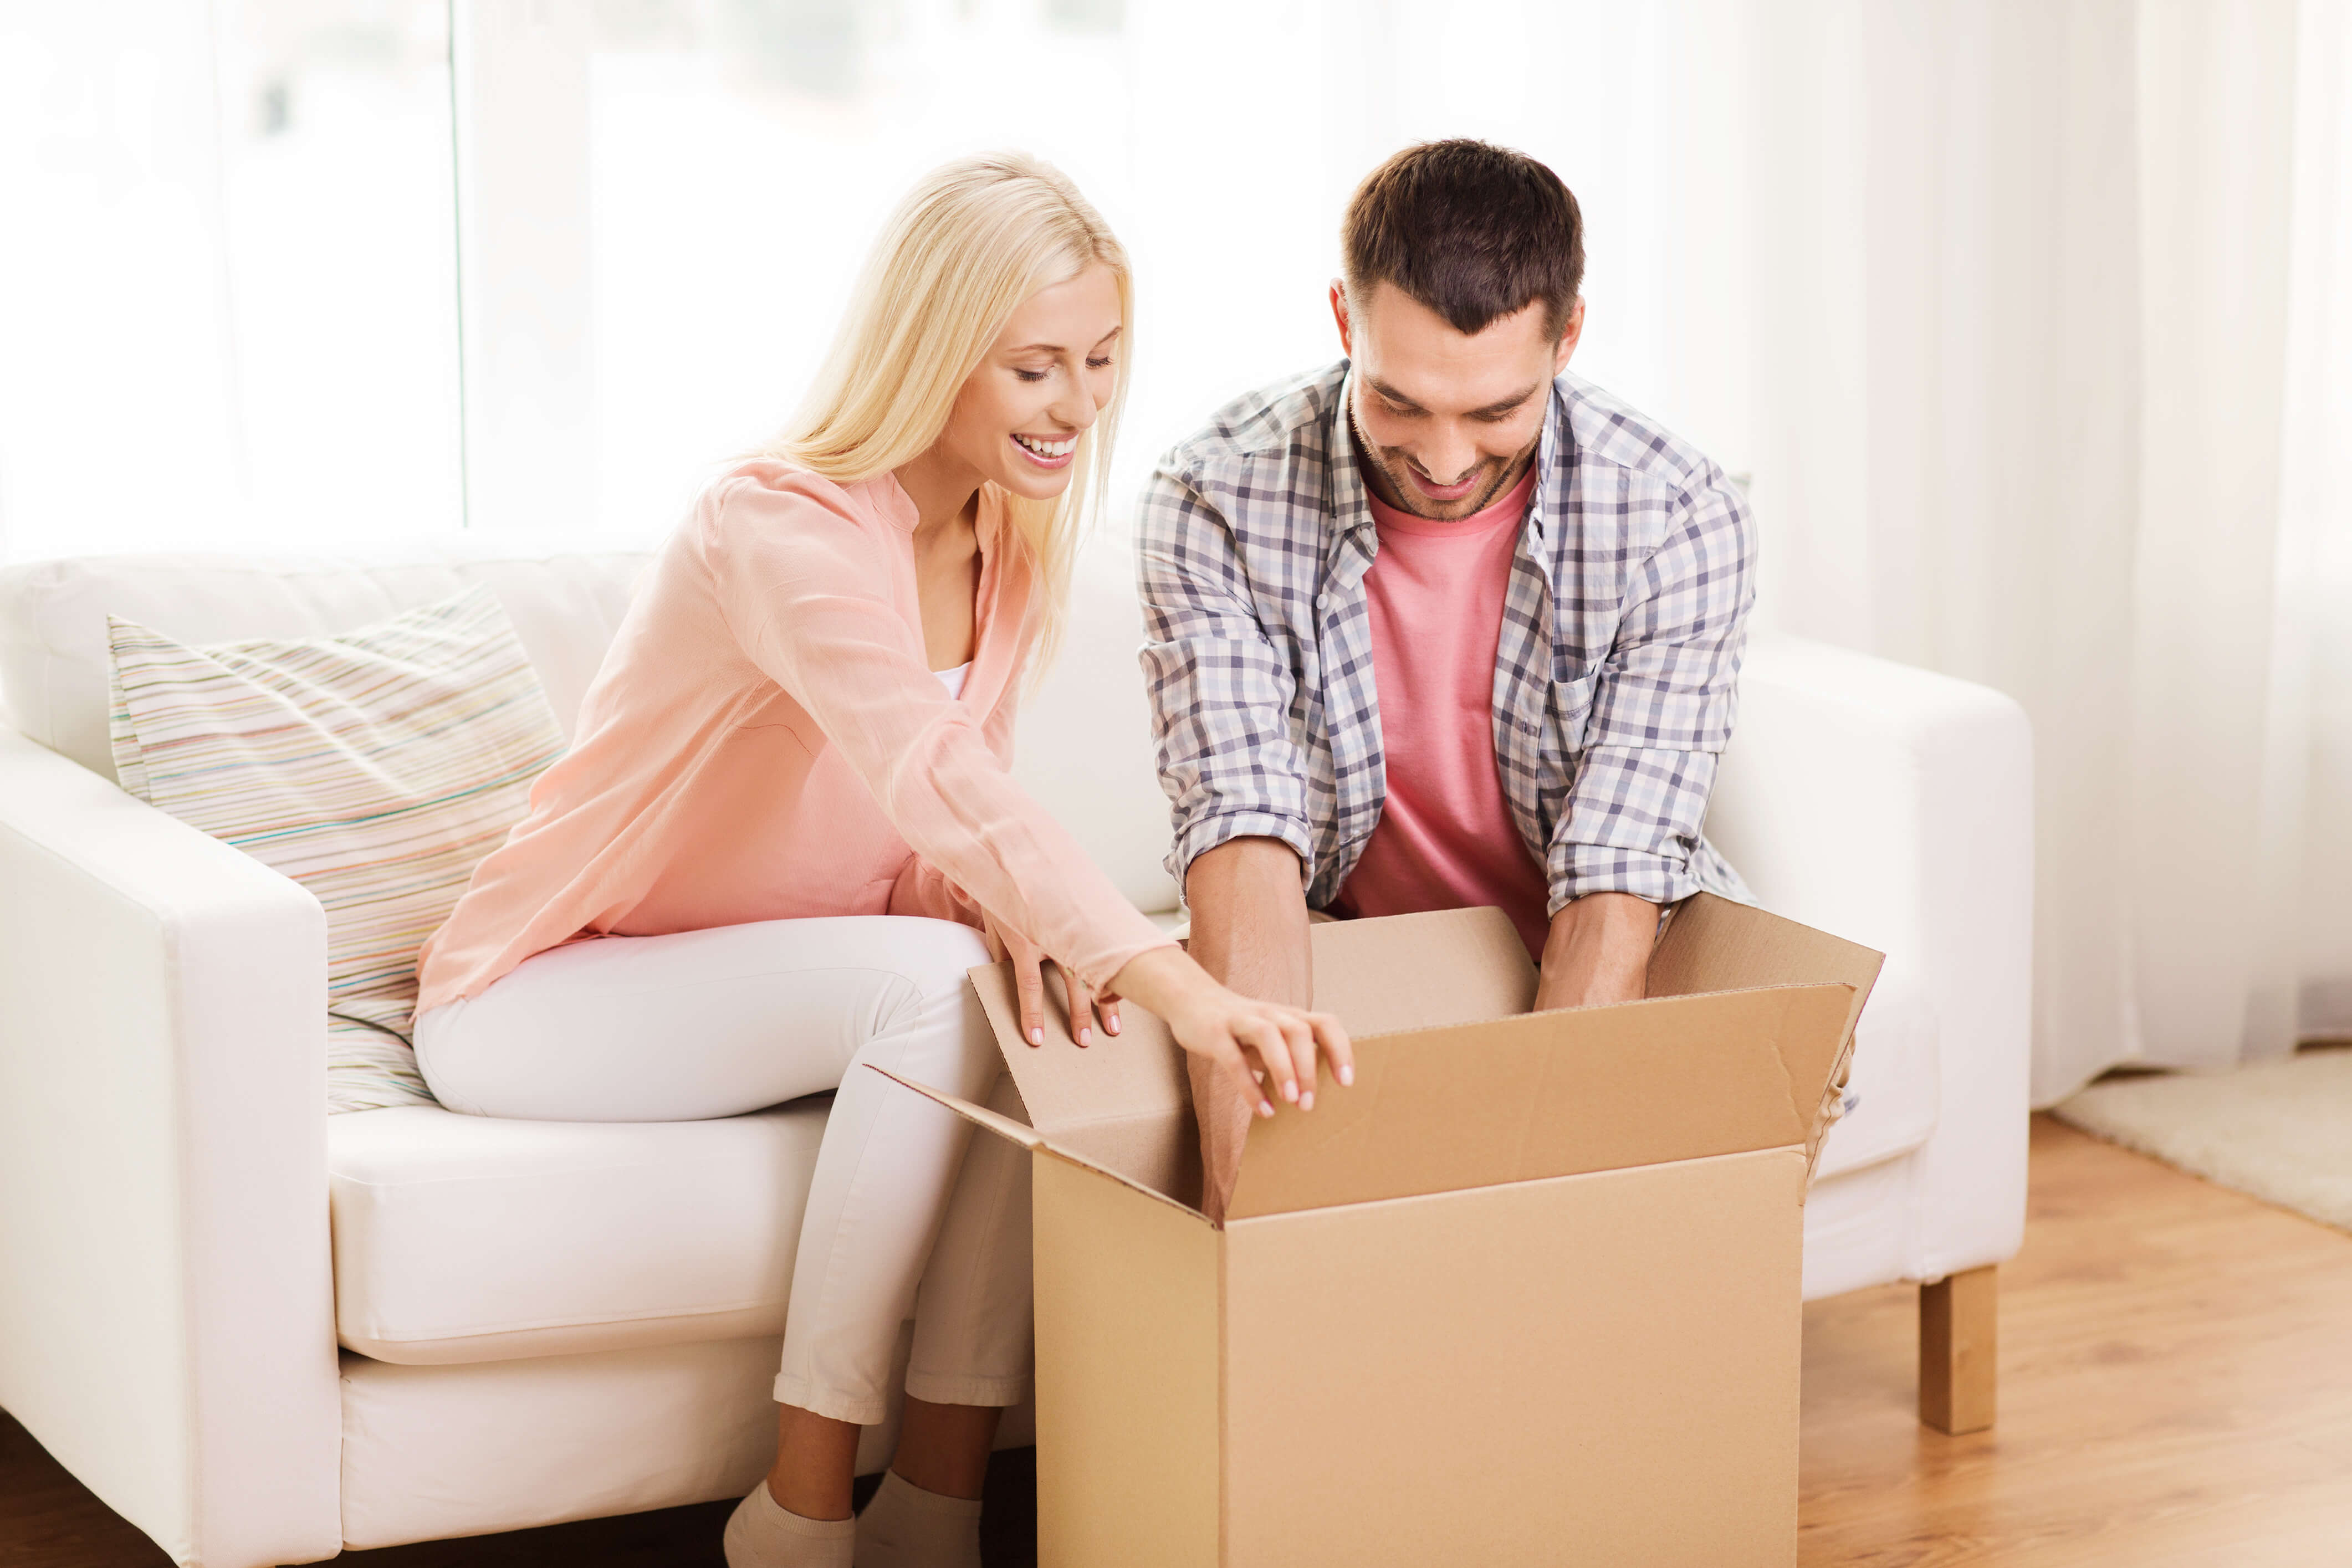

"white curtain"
[1670,0,2352,1101]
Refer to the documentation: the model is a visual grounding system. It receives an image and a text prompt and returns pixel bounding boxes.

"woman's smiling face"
[935,263,1123,502]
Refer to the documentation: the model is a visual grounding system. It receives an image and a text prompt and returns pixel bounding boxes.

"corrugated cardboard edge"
[864,1064,1212,1227]
[1652,895,1885,1186]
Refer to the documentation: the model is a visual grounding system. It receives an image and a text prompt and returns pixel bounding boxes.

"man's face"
[1333,280,1583,520]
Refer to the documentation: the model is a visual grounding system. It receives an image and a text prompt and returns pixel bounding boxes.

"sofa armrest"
[0,727,340,1567]
[1708,633,2034,1280]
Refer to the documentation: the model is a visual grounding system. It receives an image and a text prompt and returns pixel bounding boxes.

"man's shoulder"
[1157,361,1349,488]
[1555,373,1731,498]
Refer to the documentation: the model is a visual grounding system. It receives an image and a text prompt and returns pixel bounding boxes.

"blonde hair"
[758,152,1132,670]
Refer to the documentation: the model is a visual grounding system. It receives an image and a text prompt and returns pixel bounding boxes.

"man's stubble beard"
[1349,405,1539,523]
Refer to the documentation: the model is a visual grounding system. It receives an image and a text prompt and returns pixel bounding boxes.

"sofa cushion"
[336,1334,1035,1548]
[328,1101,829,1364]
[108,587,567,1112]
[0,546,648,783]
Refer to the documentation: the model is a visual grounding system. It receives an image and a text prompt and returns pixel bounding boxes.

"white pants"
[413,916,1033,1426]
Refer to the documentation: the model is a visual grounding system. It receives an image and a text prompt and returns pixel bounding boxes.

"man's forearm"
[1182,836,1311,1219]
[1533,890,1660,1011]
[1186,836,1313,1006]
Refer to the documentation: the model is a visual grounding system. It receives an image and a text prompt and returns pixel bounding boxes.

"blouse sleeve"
[699,471,1174,992]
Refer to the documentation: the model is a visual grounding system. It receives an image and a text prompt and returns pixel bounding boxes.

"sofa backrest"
[0,536,1182,916]
[0,546,648,779]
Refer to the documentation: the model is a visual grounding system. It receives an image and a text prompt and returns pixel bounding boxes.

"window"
[0,0,459,561]
[3,0,1745,561]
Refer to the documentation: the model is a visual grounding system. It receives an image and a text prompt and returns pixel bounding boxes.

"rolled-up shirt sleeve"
[702,474,1173,992]
[1135,465,1315,895]
[1548,469,1755,909]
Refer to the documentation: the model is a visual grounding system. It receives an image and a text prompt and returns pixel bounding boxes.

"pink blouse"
[415,460,1173,1014]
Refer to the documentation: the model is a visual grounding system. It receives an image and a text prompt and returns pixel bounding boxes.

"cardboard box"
[876,893,1881,1567]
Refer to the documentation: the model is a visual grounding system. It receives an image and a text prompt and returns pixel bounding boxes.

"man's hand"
[1182,837,1313,1220]
[1533,891,1661,1011]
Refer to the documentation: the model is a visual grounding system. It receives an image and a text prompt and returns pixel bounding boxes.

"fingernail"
[1259,1100,1276,1118]
[1078,1027,1092,1046]
[1339,1065,1355,1087]
[1283,1079,1298,1103]
[1028,1027,1043,1046]
[1106,1017,1121,1034]
[1301,1090,1315,1110]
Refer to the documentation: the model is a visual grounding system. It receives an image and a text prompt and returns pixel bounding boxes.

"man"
[1138,140,1754,1217]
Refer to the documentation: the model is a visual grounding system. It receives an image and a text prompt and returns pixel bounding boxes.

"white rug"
[2054,1047,2352,1232]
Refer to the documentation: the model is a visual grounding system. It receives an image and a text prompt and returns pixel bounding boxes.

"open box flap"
[964,905,1533,1143]
[953,900,1878,1222]
[1649,893,1885,1174]
[865,1064,1209,1226]
[1224,981,1858,1220]
[966,963,1202,1206]
[1307,905,1537,1029]
[962,906,1538,1207]
[968,963,1190,1131]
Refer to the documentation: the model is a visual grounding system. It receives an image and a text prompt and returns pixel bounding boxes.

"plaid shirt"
[1136,361,1754,916]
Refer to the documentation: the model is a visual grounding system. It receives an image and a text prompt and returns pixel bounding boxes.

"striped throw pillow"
[106,585,566,1113]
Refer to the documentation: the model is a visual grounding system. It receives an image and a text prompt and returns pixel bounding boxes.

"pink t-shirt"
[1331,465,1552,956]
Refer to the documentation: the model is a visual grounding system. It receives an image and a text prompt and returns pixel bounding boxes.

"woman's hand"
[983,912,1120,1048]
[1108,946,1353,1117]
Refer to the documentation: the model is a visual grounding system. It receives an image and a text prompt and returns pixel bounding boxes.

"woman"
[411,154,1350,1568]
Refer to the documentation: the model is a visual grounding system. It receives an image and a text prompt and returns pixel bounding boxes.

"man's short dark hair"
[1341,139,1584,339]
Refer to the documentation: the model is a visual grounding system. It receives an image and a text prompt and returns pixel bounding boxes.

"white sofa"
[0,540,2032,1567]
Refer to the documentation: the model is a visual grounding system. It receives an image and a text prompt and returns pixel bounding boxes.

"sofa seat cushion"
[329,1101,828,1365]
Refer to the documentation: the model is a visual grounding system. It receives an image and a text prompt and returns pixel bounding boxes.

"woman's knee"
[877,918,996,1004]
[860,921,999,1082]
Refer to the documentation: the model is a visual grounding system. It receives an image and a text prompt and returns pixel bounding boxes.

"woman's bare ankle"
[889,1395,1001,1502]
[769,1403,861,1520]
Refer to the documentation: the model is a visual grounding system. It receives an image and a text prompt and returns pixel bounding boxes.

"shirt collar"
[1528,378,1567,542]
[1330,367,1378,557]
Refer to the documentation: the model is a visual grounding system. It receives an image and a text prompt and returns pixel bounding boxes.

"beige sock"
[724,1479,856,1568]
[853,1469,984,1568]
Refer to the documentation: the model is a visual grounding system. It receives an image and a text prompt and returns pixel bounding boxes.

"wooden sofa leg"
[1919,1265,1998,1434]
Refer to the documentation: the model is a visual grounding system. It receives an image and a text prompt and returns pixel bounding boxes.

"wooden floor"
[1799,1116,2352,1566]
[7,1115,2352,1566]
